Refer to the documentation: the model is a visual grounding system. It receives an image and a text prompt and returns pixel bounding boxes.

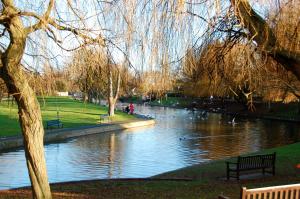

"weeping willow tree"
[155,0,300,109]
[68,47,121,116]
[103,0,300,99]
[231,0,300,79]
[210,0,299,107]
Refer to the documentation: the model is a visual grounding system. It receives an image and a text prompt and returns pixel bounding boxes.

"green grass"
[150,142,300,198]
[1,142,299,198]
[0,96,135,137]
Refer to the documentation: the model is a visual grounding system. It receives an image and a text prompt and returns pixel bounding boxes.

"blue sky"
[4,0,279,74]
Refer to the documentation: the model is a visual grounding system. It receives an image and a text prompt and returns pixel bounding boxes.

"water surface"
[0,105,299,189]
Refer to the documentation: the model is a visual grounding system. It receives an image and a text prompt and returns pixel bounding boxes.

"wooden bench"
[226,152,276,180]
[218,183,300,199]
[99,114,110,123]
[46,119,63,129]
[240,183,300,199]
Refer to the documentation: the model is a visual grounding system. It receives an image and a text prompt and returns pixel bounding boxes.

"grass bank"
[1,142,299,198]
[124,96,300,121]
[0,96,135,137]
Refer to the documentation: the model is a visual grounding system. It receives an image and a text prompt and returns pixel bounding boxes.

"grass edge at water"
[0,96,136,137]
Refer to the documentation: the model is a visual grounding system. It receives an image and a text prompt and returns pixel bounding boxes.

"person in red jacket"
[129,102,134,114]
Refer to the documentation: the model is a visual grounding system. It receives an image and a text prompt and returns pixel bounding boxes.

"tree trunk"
[82,92,88,103]
[98,93,102,105]
[108,67,114,116]
[1,55,52,199]
[231,0,300,80]
[88,90,93,103]
[0,3,52,198]
[0,90,3,102]
[108,97,116,116]
[107,66,121,116]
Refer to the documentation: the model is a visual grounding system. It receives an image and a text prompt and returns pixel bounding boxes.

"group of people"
[124,102,134,114]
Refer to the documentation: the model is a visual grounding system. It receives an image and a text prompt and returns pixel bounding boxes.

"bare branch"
[24,0,55,33]
[0,14,9,23]
[231,0,300,80]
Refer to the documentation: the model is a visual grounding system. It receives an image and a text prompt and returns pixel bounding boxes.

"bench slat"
[290,190,294,199]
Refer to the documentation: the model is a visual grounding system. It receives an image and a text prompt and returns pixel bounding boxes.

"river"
[0,104,299,190]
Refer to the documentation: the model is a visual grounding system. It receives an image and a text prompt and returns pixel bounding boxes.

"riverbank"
[0,116,155,151]
[0,96,136,137]
[1,142,299,198]
[124,97,300,122]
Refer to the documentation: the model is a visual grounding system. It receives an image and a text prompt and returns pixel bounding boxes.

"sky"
[13,0,212,73]
[0,0,281,74]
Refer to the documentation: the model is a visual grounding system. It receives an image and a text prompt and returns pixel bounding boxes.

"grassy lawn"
[0,96,135,137]
[1,142,299,198]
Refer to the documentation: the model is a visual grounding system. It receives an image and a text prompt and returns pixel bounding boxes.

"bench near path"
[99,114,111,123]
[226,152,276,180]
[46,119,63,129]
[241,183,300,199]
[219,183,300,199]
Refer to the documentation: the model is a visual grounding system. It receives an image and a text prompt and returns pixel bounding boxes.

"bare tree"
[68,47,122,116]
[107,62,121,116]
[69,48,104,103]
[0,1,105,198]
[0,1,54,197]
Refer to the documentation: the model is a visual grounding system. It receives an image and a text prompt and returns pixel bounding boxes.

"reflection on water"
[0,105,299,189]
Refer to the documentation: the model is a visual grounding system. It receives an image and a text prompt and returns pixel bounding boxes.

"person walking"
[129,102,134,114]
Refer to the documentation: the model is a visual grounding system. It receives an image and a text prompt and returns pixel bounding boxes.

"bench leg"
[226,163,229,180]
[237,170,240,180]
[262,168,265,175]
[227,170,229,180]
